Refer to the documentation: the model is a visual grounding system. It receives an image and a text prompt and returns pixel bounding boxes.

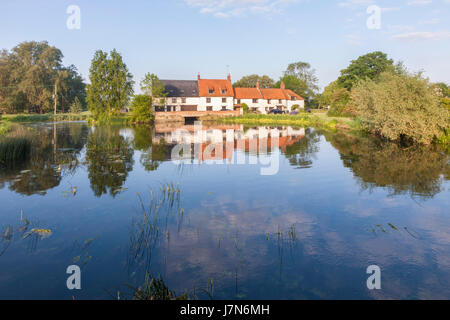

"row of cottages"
[155,74,304,114]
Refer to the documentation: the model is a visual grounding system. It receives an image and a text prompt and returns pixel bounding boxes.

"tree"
[130,94,153,123]
[282,61,319,102]
[70,96,83,113]
[274,75,308,97]
[0,41,85,114]
[140,73,167,106]
[337,51,394,90]
[352,71,450,144]
[87,49,134,119]
[233,75,275,88]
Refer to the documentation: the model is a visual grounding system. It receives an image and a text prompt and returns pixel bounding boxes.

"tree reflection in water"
[85,126,134,197]
[324,131,450,199]
[0,123,88,196]
[132,126,171,172]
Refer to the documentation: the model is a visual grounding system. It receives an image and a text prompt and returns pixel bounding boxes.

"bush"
[70,97,84,114]
[352,72,450,144]
[241,103,249,114]
[130,95,153,124]
[291,104,300,111]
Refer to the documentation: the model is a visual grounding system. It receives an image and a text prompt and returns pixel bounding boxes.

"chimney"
[280,81,285,90]
[227,74,231,81]
[256,80,260,90]
[198,73,201,80]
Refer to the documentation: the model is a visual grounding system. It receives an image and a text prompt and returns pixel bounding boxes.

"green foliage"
[70,96,83,113]
[442,97,450,110]
[337,51,394,90]
[130,94,153,124]
[352,71,450,144]
[241,103,249,113]
[0,41,85,114]
[275,75,308,98]
[282,61,319,103]
[140,73,167,99]
[233,74,275,88]
[86,49,134,119]
[0,122,12,136]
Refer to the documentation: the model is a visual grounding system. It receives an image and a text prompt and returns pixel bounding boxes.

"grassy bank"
[219,112,358,131]
[2,112,91,123]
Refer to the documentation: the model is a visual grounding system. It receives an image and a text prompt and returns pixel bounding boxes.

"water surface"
[0,122,449,299]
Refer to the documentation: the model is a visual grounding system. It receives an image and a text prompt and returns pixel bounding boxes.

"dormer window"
[291,97,296,101]
[221,89,227,95]
[208,88,214,94]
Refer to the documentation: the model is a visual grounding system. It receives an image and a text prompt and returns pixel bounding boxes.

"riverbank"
[1,112,91,123]
[219,112,359,131]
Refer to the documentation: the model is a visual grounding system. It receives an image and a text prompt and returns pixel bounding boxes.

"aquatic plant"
[132,272,188,300]
[0,136,31,164]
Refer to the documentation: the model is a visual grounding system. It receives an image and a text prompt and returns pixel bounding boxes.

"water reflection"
[0,124,87,195]
[324,131,450,199]
[85,126,134,197]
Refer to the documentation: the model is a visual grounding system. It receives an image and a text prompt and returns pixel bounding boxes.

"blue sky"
[1,0,449,91]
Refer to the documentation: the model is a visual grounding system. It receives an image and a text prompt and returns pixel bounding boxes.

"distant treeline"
[0,41,86,114]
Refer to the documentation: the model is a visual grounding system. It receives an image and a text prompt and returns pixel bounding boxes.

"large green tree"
[233,74,275,88]
[0,41,85,114]
[274,75,308,97]
[337,51,394,90]
[86,49,134,118]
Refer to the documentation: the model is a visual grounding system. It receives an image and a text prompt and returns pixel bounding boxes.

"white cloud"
[184,0,300,18]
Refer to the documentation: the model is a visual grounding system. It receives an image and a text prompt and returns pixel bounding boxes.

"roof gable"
[198,79,234,97]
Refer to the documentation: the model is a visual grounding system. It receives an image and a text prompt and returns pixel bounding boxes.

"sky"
[1,0,449,92]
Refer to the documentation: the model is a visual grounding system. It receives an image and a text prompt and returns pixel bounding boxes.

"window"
[222,106,227,111]
[237,99,241,104]
[206,98,211,103]
[252,99,258,103]
[291,97,296,101]
[172,98,177,103]
[222,98,226,103]
[221,89,227,95]
[207,106,213,111]
[279,99,282,104]
[209,89,214,94]
[267,99,271,104]
[181,98,186,103]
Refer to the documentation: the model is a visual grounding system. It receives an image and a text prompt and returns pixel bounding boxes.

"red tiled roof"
[284,89,304,101]
[260,88,288,100]
[234,87,262,99]
[198,79,234,97]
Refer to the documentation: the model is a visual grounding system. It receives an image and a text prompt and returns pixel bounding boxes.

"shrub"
[241,103,249,114]
[352,72,450,144]
[130,94,153,124]
[70,97,84,114]
[291,104,300,111]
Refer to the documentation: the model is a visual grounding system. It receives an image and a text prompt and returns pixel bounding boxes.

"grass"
[2,112,91,123]
[219,111,356,131]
